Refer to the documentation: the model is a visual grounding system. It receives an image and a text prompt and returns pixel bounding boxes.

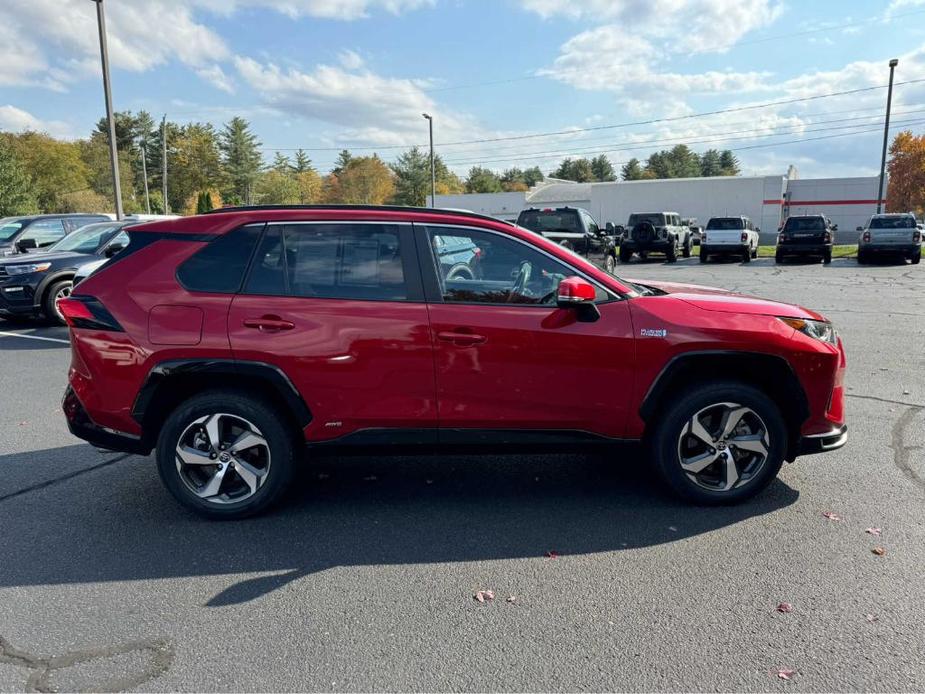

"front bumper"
[798,424,848,455]
[63,386,152,455]
[0,279,41,316]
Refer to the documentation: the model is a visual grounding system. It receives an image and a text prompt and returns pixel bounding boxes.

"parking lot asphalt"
[1,256,923,692]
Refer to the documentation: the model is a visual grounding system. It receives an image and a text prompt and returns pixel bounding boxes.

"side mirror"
[832,224,838,231]
[556,276,600,322]
[755,227,761,233]
[16,238,37,252]
[104,242,125,258]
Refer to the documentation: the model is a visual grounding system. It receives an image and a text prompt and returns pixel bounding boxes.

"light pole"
[422,113,436,207]
[877,58,899,214]
[90,0,123,220]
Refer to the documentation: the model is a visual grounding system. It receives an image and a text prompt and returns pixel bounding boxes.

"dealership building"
[435,171,886,244]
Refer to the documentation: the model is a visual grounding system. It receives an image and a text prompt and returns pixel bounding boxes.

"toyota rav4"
[62,206,847,519]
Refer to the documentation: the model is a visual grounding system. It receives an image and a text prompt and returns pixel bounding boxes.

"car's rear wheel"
[699,251,708,263]
[775,251,784,264]
[911,252,920,265]
[682,236,692,258]
[742,249,751,263]
[857,249,867,265]
[649,382,786,504]
[823,249,832,265]
[446,264,474,281]
[156,390,298,519]
[604,254,616,274]
[665,241,677,263]
[44,279,73,325]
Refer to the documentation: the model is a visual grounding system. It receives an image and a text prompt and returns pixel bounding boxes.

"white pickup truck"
[700,216,760,263]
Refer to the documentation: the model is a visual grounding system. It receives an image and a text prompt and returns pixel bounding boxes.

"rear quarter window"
[176,224,262,293]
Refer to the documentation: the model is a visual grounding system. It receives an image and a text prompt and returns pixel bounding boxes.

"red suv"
[61,206,847,518]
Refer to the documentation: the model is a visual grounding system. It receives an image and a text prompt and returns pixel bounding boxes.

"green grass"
[690,244,920,259]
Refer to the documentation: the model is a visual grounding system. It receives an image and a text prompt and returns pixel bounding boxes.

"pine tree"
[390,146,430,206]
[332,149,353,176]
[272,152,292,174]
[219,117,263,205]
[293,149,315,174]
[590,155,616,182]
[719,150,741,176]
[621,158,644,181]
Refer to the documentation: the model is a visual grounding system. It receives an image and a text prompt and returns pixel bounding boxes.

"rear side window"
[177,224,262,293]
[244,223,409,301]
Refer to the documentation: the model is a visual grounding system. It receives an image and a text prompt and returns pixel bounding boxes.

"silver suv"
[857,213,921,265]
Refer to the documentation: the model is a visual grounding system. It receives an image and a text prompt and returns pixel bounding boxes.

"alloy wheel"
[676,401,770,492]
[53,283,72,322]
[175,413,271,505]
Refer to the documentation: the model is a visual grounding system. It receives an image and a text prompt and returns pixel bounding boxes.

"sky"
[2,0,925,179]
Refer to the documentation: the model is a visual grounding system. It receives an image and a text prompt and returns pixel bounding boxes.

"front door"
[418,224,636,440]
[228,221,436,442]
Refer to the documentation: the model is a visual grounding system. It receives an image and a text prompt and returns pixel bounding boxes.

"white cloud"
[196,65,237,94]
[193,0,434,20]
[0,105,73,138]
[338,50,365,70]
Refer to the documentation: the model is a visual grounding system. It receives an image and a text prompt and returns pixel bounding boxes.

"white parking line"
[0,331,70,345]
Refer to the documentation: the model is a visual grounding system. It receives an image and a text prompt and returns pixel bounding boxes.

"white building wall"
[433,191,527,221]
[784,176,883,243]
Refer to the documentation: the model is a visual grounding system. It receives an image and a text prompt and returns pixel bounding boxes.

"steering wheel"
[509,261,533,301]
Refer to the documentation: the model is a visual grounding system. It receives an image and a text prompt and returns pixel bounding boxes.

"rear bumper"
[701,243,748,255]
[63,386,152,455]
[623,240,672,252]
[861,243,920,254]
[777,244,832,256]
[798,424,848,455]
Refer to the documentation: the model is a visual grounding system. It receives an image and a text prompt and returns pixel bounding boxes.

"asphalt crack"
[0,454,133,505]
[847,393,925,408]
[890,405,925,492]
[0,636,174,693]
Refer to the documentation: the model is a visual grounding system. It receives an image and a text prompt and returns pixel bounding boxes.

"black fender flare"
[32,269,78,309]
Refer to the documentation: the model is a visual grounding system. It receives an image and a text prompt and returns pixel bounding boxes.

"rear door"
[227,221,437,442]
[417,223,635,439]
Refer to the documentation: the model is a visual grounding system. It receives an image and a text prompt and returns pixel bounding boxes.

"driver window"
[424,226,600,306]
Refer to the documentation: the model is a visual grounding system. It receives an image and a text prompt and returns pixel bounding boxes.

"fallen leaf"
[777,602,793,613]
[871,546,886,556]
[822,511,842,521]
[865,613,879,623]
[776,669,797,681]
[506,595,516,603]
[545,550,559,559]
[865,528,882,537]
[474,590,495,603]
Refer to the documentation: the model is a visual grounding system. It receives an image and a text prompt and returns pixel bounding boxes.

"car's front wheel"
[911,251,920,265]
[156,390,298,519]
[649,382,787,504]
[44,279,73,325]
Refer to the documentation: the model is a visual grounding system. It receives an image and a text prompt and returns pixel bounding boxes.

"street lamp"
[877,58,899,214]
[90,0,123,220]
[422,113,436,207]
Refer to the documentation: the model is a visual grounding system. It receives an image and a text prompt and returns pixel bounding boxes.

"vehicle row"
[515,206,921,267]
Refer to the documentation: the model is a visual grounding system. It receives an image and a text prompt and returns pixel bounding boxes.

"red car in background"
[61,206,847,518]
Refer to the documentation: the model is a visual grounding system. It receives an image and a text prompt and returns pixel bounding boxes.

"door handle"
[243,315,295,332]
[437,331,486,346]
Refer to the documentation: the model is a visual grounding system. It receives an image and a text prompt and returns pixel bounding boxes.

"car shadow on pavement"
[0,445,798,606]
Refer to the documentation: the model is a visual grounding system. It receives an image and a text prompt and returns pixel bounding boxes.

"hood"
[0,250,90,266]
[628,278,826,321]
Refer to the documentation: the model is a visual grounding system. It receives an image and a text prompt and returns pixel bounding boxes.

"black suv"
[516,207,620,273]
[776,215,837,264]
[0,214,110,257]
[0,221,131,324]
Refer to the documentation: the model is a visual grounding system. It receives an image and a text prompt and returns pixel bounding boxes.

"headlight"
[779,317,837,344]
[5,262,51,275]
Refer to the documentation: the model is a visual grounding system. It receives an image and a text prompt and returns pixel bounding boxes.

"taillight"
[862,231,871,243]
[57,295,124,331]
[914,231,921,242]
[740,232,748,243]
[701,232,707,242]
[824,231,832,242]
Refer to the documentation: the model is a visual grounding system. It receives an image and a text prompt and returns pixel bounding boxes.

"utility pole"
[139,136,151,214]
[161,115,168,214]
[422,113,436,207]
[877,58,899,214]
[91,0,123,220]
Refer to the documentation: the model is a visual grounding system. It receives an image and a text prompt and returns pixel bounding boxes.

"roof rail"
[201,204,513,226]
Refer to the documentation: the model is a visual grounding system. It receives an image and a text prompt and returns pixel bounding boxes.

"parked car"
[700,216,760,263]
[689,225,704,246]
[619,212,692,263]
[515,207,620,273]
[0,221,133,324]
[775,215,837,264]
[0,214,110,257]
[61,205,847,519]
[856,213,921,265]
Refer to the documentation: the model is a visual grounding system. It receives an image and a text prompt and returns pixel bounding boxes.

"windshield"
[517,210,581,233]
[0,220,25,242]
[628,214,666,227]
[47,223,122,254]
[870,216,915,229]
[783,217,825,232]
[706,218,745,230]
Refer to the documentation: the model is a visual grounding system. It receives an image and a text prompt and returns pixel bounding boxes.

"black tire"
[156,389,299,519]
[751,246,758,259]
[857,250,868,265]
[43,279,73,325]
[665,240,677,263]
[604,254,616,274]
[446,264,474,281]
[648,381,787,505]
[823,249,832,265]
[911,253,921,265]
[775,251,784,264]
[699,251,708,263]
[682,236,692,258]
[619,247,633,263]
[742,249,751,263]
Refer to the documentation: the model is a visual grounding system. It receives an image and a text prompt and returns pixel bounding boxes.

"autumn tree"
[169,123,222,212]
[886,130,925,215]
[337,155,394,204]
[0,136,37,215]
[6,131,90,211]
